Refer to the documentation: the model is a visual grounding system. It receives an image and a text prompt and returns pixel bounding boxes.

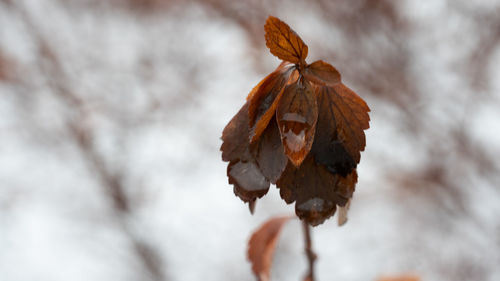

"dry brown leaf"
[303,60,341,86]
[265,16,308,64]
[248,64,297,143]
[250,117,288,184]
[277,156,357,226]
[248,216,292,281]
[311,84,370,173]
[221,102,270,207]
[276,79,318,167]
[221,102,251,163]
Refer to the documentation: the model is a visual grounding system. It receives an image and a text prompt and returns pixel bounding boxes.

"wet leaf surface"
[277,156,357,226]
[221,102,270,206]
[228,160,270,202]
[276,79,317,167]
[248,216,292,281]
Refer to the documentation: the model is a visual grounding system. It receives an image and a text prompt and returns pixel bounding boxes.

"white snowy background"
[1,1,500,281]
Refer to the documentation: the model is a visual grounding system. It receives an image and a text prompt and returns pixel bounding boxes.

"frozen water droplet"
[283,129,305,152]
[282,112,307,123]
[229,161,269,191]
[296,198,335,226]
[297,198,326,212]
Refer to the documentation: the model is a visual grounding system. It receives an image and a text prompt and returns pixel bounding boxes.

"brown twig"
[302,221,317,281]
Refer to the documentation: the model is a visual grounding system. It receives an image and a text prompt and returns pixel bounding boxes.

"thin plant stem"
[302,221,317,281]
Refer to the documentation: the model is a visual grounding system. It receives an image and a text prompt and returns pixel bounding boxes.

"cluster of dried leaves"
[221,16,370,226]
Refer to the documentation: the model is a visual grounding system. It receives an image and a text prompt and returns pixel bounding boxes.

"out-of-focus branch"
[450,2,500,91]
[0,49,12,82]
[5,2,166,280]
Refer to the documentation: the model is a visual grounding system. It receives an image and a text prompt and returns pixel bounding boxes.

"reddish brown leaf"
[311,84,370,176]
[277,156,357,226]
[264,16,308,64]
[276,79,318,167]
[246,61,290,101]
[248,65,298,143]
[303,60,341,86]
[250,117,288,184]
[221,102,270,205]
[248,216,292,281]
[221,102,251,163]
[334,169,358,200]
[228,160,270,203]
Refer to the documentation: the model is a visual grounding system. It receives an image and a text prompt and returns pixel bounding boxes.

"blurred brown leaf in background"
[248,216,292,281]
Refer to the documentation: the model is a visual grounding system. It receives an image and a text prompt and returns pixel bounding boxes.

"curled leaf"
[228,160,270,202]
[248,64,297,143]
[246,61,291,101]
[251,117,288,184]
[248,216,292,281]
[303,60,341,86]
[276,79,318,167]
[277,156,357,226]
[221,102,270,206]
[265,16,308,64]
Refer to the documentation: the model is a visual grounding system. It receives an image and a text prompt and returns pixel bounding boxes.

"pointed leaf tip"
[264,16,308,64]
[249,200,256,214]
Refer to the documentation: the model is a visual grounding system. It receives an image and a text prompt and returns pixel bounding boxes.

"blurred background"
[1,0,500,280]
